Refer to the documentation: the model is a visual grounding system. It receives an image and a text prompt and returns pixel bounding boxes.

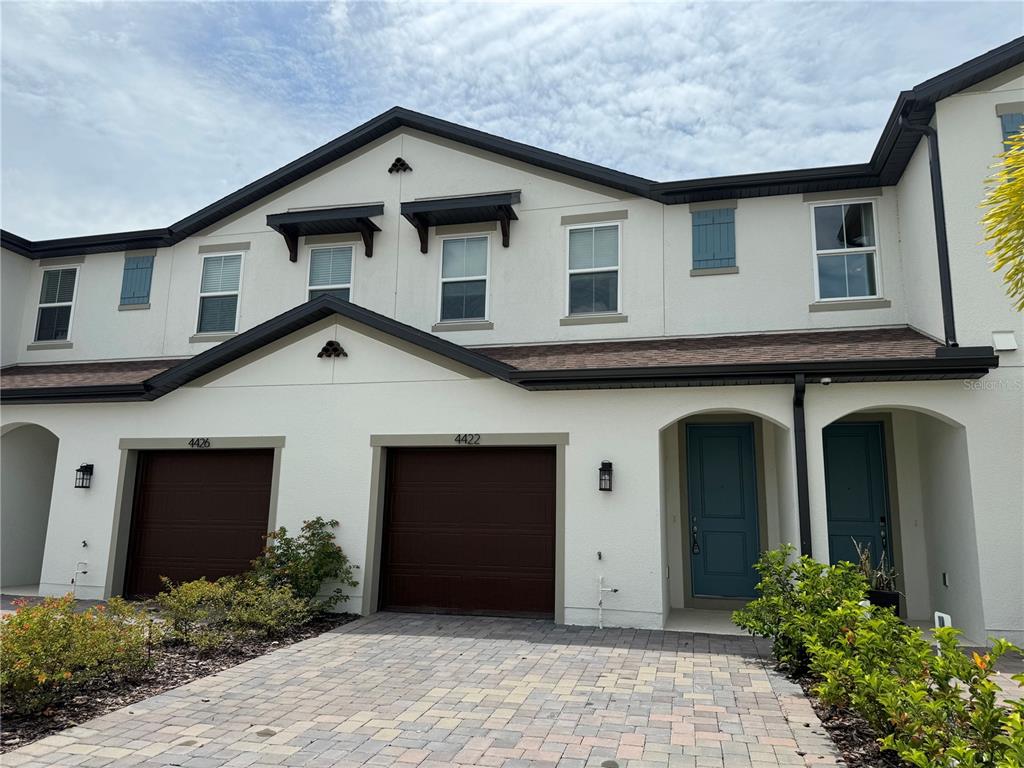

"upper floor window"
[692,208,736,269]
[197,253,242,334]
[308,246,353,301]
[812,202,879,300]
[439,236,488,322]
[36,267,78,342]
[568,224,619,315]
[1000,112,1024,152]
[120,254,154,307]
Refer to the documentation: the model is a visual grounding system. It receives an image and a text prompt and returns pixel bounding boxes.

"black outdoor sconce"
[598,460,613,492]
[75,464,94,489]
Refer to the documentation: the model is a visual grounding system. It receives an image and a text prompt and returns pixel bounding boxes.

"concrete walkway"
[6,613,840,767]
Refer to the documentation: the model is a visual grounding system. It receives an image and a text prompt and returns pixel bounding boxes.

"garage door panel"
[380,447,556,617]
[124,449,273,597]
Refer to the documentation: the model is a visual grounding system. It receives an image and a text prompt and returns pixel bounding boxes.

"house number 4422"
[188,438,211,448]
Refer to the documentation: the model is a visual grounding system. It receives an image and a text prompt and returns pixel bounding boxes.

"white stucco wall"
[2,248,32,366]
[0,423,58,587]
[4,127,913,367]
[3,315,1019,638]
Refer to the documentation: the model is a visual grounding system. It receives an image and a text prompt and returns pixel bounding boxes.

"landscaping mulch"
[0,611,358,753]
[796,674,905,768]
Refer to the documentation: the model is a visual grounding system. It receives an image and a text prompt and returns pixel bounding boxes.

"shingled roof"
[476,327,942,371]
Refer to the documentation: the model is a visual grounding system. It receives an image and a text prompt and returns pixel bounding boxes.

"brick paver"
[6,613,840,767]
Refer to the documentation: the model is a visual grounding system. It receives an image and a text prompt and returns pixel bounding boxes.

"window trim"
[565,221,622,316]
[195,250,245,335]
[306,242,356,302]
[436,232,491,324]
[808,198,883,303]
[35,265,80,343]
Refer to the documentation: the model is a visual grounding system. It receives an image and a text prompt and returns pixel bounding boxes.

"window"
[35,267,78,342]
[197,253,242,333]
[439,236,488,322]
[1000,112,1023,152]
[692,208,736,269]
[812,202,879,300]
[567,224,619,315]
[120,254,154,306]
[308,246,353,301]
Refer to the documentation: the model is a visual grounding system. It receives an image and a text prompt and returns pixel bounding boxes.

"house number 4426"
[188,438,211,448]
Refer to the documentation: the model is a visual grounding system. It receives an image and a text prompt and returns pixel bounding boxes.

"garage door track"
[7,613,839,767]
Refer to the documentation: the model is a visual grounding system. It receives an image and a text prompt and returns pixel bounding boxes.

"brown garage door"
[124,449,274,597]
[379,447,556,617]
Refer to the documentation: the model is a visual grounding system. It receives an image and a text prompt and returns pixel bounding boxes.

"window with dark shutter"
[120,254,154,306]
[692,209,736,269]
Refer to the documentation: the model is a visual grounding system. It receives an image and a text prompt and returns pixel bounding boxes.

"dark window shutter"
[692,208,736,269]
[120,255,154,306]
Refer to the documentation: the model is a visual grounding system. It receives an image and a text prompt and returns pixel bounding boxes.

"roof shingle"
[1,359,180,390]
[475,327,942,371]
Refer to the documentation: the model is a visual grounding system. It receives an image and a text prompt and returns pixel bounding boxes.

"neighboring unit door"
[686,424,760,599]
[823,422,893,568]
[124,449,274,597]
[379,447,556,618]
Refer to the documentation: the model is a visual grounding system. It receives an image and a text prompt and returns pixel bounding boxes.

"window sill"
[431,320,494,332]
[118,303,150,311]
[27,341,73,351]
[690,266,738,277]
[189,332,237,343]
[560,313,628,326]
[808,298,891,312]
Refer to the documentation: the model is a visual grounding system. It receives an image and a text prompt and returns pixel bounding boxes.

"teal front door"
[686,424,760,598]
[823,422,893,567]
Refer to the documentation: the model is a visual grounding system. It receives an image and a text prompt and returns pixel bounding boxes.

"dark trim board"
[4,35,1021,258]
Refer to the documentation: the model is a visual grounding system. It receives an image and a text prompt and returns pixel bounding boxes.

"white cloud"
[1,0,1018,238]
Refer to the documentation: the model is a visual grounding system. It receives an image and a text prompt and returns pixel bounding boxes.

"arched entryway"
[818,406,985,642]
[659,408,794,628]
[1,423,59,593]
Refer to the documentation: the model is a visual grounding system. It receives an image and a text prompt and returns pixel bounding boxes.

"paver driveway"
[7,613,839,768]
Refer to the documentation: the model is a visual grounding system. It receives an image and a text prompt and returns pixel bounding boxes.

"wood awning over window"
[267,204,384,261]
[401,191,520,253]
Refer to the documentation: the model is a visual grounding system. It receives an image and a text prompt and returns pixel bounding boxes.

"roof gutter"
[898,114,958,347]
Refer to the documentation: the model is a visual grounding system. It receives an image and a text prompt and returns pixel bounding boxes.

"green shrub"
[734,545,1024,767]
[732,544,867,672]
[155,576,310,649]
[0,595,159,714]
[225,581,310,637]
[250,516,358,609]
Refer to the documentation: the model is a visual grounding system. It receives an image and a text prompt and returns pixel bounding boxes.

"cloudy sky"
[1,1,1019,240]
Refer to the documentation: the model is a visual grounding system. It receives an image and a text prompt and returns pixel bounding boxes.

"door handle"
[691,525,701,555]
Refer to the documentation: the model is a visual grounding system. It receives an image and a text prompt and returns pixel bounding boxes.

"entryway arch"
[1,423,59,593]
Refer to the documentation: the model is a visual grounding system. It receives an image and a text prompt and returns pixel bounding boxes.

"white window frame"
[809,199,882,302]
[565,221,622,316]
[306,242,356,302]
[35,265,80,342]
[437,233,491,323]
[195,251,245,335]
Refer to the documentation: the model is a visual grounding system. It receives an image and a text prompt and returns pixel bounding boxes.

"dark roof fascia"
[912,36,1024,103]
[650,164,881,204]
[0,383,150,404]
[144,294,516,399]
[508,352,999,390]
[2,228,174,260]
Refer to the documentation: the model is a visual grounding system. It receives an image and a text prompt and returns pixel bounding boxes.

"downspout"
[898,115,958,347]
[793,374,813,556]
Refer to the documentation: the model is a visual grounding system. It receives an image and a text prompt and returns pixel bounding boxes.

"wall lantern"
[598,460,613,492]
[74,464,94,489]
